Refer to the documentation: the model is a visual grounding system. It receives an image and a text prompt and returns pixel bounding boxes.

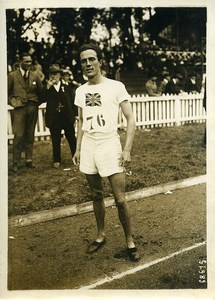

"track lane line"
[78,241,206,290]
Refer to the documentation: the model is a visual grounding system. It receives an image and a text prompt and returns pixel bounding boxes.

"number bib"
[86,113,106,131]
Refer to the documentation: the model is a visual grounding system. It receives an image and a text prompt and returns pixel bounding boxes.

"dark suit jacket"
[184,78,201,93]
[8,69,43,105]
[165,79,181,95]
[42,82,77,128]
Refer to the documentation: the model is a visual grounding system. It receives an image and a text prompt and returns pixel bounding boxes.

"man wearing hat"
[61,68,80,88]
[145,74,162,96]
[184,72,201,94]
[42,64,77,168]
[8,52,43,172]
[165,73,184,95]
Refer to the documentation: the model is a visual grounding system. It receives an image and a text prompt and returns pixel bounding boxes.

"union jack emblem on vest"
[85,93,101,106]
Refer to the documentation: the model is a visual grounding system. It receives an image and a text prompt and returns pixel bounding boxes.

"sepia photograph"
[0,0,214,299]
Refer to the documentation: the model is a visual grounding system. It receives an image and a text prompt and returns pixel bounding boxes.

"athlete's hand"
[72,150,80,166]
[119,150,131,167]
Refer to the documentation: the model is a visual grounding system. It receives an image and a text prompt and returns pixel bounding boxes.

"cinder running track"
[8,183,206,290]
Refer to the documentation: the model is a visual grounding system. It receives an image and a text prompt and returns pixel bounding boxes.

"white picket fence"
[7,92,206,144]
[120,92,206,129]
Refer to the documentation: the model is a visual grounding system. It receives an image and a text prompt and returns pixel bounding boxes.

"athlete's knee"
[91,189,104,202]
[115,197,126,208]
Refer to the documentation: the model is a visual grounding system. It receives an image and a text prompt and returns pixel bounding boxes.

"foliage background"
[6,7,206,79]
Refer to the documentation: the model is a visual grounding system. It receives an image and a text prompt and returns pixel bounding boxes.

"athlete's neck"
[88,74,105,85]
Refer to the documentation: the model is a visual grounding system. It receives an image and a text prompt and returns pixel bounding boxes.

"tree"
[6,7,206,76]
[6,9,26,63]
[6,7,150,70]
[6,8,49,64]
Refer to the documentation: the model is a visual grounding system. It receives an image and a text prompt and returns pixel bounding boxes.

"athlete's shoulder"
[104,77,126,87]
[75,82,88,92]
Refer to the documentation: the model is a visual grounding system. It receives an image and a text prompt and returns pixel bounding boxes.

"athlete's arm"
[119,100,136,166]
[72,106,84,166]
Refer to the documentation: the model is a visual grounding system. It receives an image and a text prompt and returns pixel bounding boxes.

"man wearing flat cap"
[42,64,77,168]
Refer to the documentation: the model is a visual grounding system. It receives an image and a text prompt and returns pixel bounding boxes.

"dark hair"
[20,52,31,60]
[79,43,103,61]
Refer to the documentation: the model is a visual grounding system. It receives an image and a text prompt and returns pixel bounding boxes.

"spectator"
[61,68,79,121]
[32,60,45,82]
[42,64,77,168]
[158,71,171,94]
[115,56,124,81]
[62,67,81,87]
[61,68,80,88]
[145,74,161,96]
[165,73,184,95]
[184,72,201,93]
[8,52,43,172]
[61,69,72,85]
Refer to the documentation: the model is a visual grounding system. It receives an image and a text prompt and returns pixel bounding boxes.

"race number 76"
[86,114,106,130]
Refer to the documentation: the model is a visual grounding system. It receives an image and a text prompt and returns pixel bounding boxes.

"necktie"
[23,71,28,83]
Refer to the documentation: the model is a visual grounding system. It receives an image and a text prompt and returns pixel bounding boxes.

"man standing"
[43,65,77,168]
[8,52,43,172]
[73,43,140,262]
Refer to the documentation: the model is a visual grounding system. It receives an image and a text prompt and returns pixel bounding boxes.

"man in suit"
[42,64,77,168]
[145,74,161,96]
[8,52,43,172]
[165,73,184,95]
[184,72,201,94]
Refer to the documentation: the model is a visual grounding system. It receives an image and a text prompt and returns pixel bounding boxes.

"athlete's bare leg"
[86,173,105,242]
[108,172,135,249]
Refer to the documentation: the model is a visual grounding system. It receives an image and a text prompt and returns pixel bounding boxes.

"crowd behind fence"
[7,92,206,144]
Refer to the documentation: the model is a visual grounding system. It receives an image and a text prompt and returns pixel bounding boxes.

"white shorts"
[80,132,124,177]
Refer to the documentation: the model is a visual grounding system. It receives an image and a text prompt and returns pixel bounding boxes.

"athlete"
[73,43,140,262]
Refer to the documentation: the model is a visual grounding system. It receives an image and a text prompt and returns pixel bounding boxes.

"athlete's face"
[80,49,102,79]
